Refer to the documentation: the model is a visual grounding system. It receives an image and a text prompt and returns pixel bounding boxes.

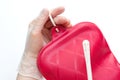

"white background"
[1,0,120,80]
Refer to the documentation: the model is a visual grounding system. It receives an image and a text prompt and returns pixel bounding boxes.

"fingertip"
[66,23,72,28]
[53,6,65,12]
[64,19,72,28]
[56,6,65,12]
[53,16,72,28]
[50,6,65,17]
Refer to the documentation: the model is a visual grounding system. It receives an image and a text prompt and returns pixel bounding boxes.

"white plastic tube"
[83,40,93,80]
[49,12,56,26]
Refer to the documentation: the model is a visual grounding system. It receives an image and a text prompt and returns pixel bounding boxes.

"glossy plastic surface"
[37,22,120,80]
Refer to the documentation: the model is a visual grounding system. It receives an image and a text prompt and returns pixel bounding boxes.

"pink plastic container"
[37,22,120,80]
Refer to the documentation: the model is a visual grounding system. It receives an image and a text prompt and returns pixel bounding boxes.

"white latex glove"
[17,7,71,80]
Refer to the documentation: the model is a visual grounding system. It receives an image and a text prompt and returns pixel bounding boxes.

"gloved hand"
[17,7,71,80]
